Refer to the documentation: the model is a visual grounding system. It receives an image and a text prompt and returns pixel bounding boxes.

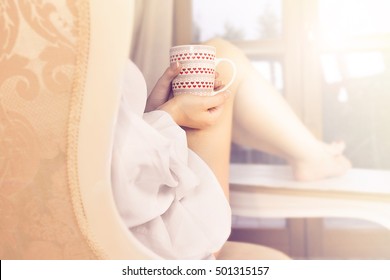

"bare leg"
[184,56,239,199]
[207,38,351,181]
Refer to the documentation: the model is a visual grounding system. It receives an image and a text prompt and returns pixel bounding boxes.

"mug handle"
[213,58,237,95]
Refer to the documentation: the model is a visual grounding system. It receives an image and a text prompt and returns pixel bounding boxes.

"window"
[192,0,286,165]
[318,0,390,170]
[192,0,282,42]
[189,0,390,169]
[184,0,390,259]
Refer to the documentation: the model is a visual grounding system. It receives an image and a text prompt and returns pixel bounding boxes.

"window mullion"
[301,0,323,138]
[282,0,305,119]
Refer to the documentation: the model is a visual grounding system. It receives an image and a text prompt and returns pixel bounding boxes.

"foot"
[323,141,346,156]
[290,141,352,182]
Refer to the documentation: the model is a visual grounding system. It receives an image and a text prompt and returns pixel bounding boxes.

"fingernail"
[170,61,180,70]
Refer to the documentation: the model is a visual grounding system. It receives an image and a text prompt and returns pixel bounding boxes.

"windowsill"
[229,163,390,196]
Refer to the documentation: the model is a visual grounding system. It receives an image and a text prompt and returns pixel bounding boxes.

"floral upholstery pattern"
[0,0,97,259]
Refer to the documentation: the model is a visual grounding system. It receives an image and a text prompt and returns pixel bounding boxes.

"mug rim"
[170,44,216,52]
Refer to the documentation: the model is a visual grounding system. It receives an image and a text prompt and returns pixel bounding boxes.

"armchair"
[0,0,156,259]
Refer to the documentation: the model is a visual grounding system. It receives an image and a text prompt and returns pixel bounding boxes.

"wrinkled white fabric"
[111,60,231,259]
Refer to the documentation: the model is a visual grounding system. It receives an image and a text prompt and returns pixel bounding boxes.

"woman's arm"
[158,91,230,129]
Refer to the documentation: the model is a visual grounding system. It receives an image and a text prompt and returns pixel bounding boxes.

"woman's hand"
[158,91,230,129]
[145,63,224,112]
[145,63,229,129]
[145,62,181,112]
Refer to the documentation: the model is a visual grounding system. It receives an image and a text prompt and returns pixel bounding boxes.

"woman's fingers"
[201,91,230,110]
[214,71,223,89]
[146,62,181,112]
[214,80,223,89]
[155,62,182,90]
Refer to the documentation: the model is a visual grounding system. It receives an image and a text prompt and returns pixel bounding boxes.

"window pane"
[321,50,390,169]
[192,0,282,42]
[252,60,284,91]
[319,0,390,39]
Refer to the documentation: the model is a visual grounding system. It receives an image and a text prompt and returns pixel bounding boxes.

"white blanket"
[111,60,231,259]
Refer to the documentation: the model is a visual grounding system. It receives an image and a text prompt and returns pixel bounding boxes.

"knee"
[204,38,247,63]
[204,38,232,49]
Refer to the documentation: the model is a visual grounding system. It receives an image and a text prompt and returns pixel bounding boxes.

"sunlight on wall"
[321,52,386,84]
[345,52,385,78]
[319,0,390,40]
[317,0,390,118]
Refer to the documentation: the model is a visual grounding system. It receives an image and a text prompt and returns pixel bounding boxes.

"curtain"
[130,0,175,94]
[129,0,192,94]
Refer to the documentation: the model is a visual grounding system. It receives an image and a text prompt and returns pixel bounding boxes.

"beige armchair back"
[0,0,155,260]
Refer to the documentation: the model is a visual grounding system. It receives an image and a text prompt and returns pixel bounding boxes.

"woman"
[112,38,351,260]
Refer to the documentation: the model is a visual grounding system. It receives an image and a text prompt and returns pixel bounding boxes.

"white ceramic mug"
[169,45,237,96]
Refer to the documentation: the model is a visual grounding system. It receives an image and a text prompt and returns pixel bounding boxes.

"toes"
[324,141,346,156]
[334,155,352,176]
[339,155,352,169]
[334,141,346,152]
[292,153,352,182]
